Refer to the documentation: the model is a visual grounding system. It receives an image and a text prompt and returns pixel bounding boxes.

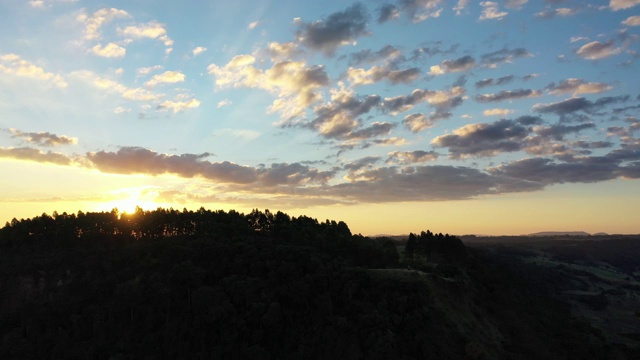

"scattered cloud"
[0,53,67,88]
[348,45,402,66]
[7,129,78,147]
[533,95,629,117]
[622,16,640,26]
[144,71,186,87]
[483,108,513,116]
[217,99,232,108]
[157,99,200,113]
[481,48,532,67]
[76,8,129,41]
[576,40,622,60]
[379,0,444,23]
[546,78,612,95]
[453,0,470,15]
[347,65,421,85]
[609,0,640,11]
[534,7,577,18]
[429,55,475,75]
[386,150,438,164]
[475,89,541,103]
[432,118,531,158]
[136,65,163,77]
[479,1,508,21]
[91,42,126,58]
[248,21,260,30]
[0,147,73,166]
[192,46,207,56]
[295,4,369,56]
[208,55,329,119]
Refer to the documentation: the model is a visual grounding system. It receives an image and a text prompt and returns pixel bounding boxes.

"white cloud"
[610,0,640,11]
[120,21,173,50]
[483,108,513,116]
[157,99,201,113]
[453,0,469,15]
[217,99,233,108]
[91,42,126,58]
[144,71,186,87]
[136,65,163,77]
[248,21,260,30]
[192,46,207,56]
[622,16,640,26]
[479,1,508,20]
[576,40,622,60]
[77,8,129,41]
[0,53,67,88]
[208,56,328,119]
[74,70,163,102]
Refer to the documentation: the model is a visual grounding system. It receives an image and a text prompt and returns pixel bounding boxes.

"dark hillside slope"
[0,208,630,359]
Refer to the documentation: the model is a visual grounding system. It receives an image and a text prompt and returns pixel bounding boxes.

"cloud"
[383,86,465,115]
[534,7,577,18]
[479,1,508,21]
[296,4,369,56]
[610,0,640,11]
[622,16,640,26]
[86,147,334,187]
[157,99,200,113]
[488,156,620,185]
[91,42,126,58]
[0,147,73,166]
[432,118,531,158]
[481,48,532,67]
[307,87,381,139]
[347,65,421,85]
[7,129,78,147]
[217,99,232,108]
[576,40,622,60]
[0,53,67,88]
[327,164,541,202]
[533,122,596,140]
[144,71,186,87]
[74,70,164,102]
[377,4,401,23]
[348,45,402,66]
[136,65,163,77]
[192,46,207,56]
[428,55,475,75]
[386,150,438,164]
[533,96,629,116]
[208,56,329,119]
[76,8,129,41]
[546,78,612,95]
[402,113,445,132]
[475,89,541,103]
[384,0,444,23]
[262,42,301,62]
[248,21,260,30]
[453,0,470,15]
[483,108,513,116]
[120,21,173,50]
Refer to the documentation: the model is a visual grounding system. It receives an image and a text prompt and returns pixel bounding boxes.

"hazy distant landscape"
[1,208,639,359]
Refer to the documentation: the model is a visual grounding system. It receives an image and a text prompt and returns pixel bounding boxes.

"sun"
[103,187,161,214]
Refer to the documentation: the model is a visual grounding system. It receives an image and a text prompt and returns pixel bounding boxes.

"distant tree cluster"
[404,230,467,263]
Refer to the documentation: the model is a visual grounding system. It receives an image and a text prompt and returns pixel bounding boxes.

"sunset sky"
[1,0,640,235]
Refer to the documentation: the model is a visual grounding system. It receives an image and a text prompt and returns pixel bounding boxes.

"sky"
[1,0,640,236]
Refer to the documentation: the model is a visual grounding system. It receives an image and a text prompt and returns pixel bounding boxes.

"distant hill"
[529,231,591,236]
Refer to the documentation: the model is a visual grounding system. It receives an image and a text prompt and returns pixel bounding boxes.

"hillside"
[0,208,637,359]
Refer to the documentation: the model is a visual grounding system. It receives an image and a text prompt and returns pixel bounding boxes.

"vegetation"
[0,208,638,359]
